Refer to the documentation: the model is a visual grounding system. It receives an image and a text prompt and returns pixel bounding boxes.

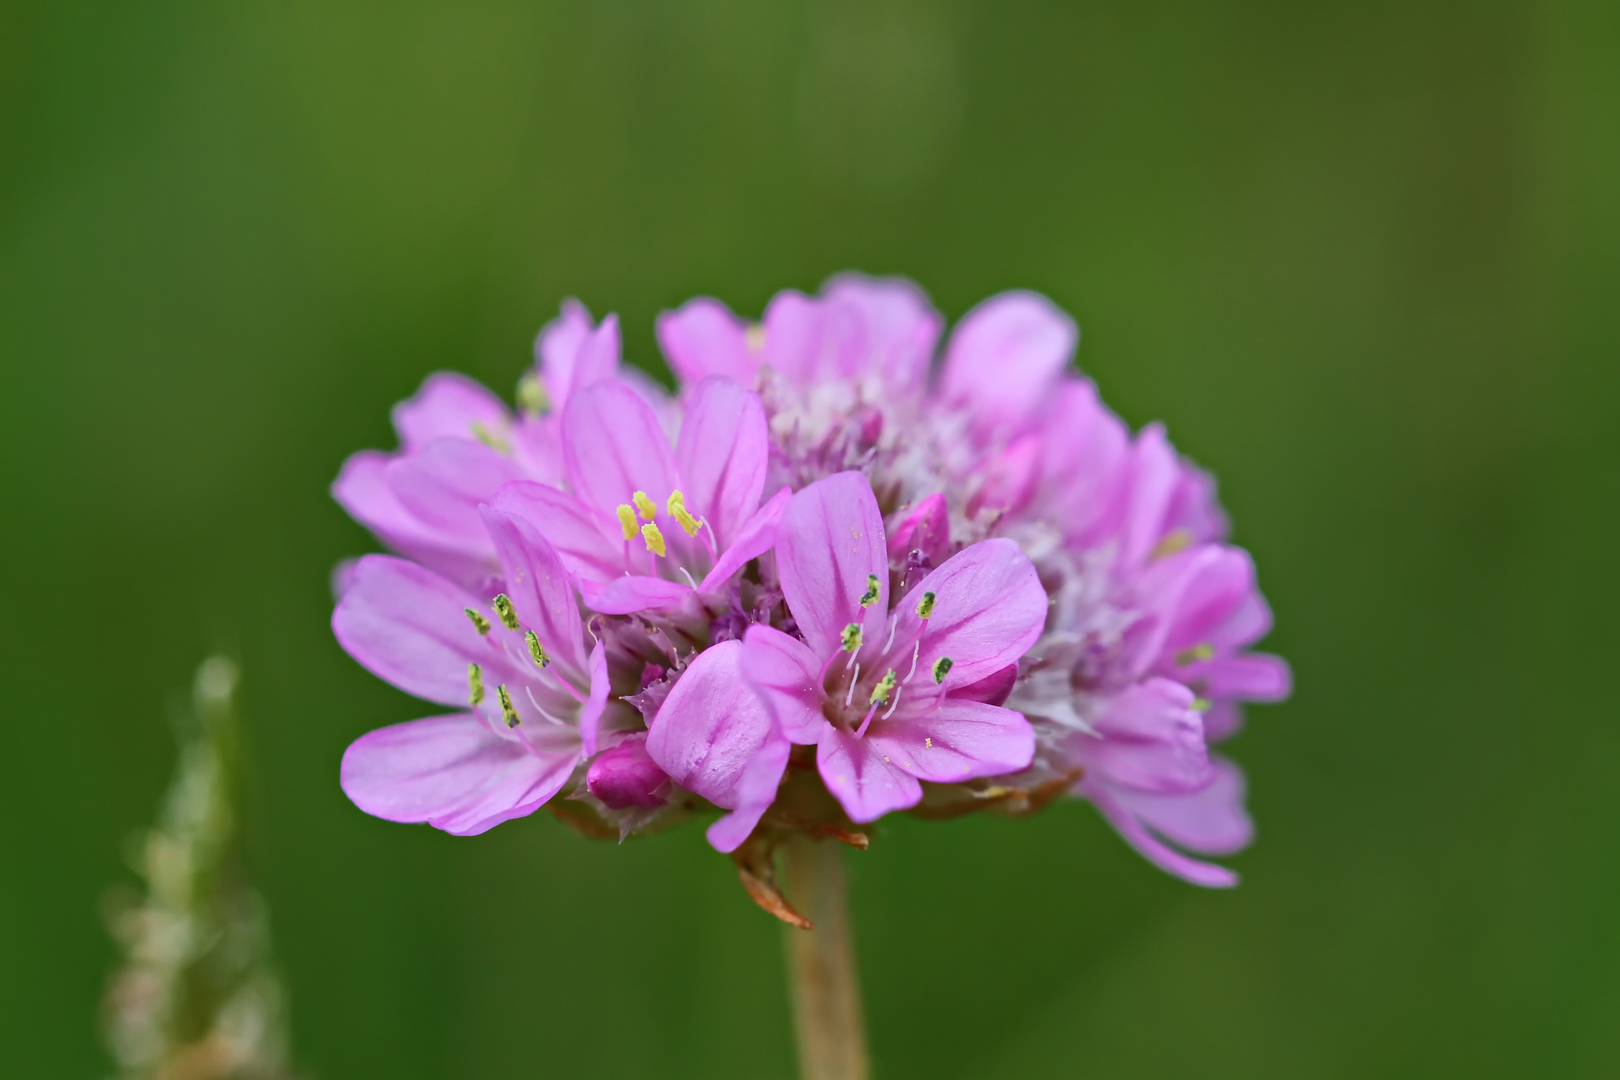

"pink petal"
[479,505,589,683]
[561,379,680,518]
[1082,678,1212,794]
[577,642,611,757]
[1112,757,1253,856]
[775,472,889,659]
[332,555,516,707]
[644,641,780,811]
[340,712,577,836]
[385,437,527,547]
[886,492,950,562]
[579,575,694,615]
[675,376,768,549]
[1118,424,1182,572]
[656,297,757,385]
[699,486,790,592]
[889,538,1047,692]
[536,300,620,406]
[867,698,1035,784]
[391,372,511,452]
[816,726,923,823]
[1036,378,1130,545]
[951,663,1018,707]
[332,450,496,587]
[942,291,1076,428]
[741,624,829,744]
[761,290,864,383]
[705,732,790,853]
[1085,783,1240,888]
[1158,546,1255,661]
[820,272,942,390]
[489,480,624,583]
[1202,653,1291,702]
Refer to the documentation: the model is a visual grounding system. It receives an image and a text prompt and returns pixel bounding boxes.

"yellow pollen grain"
[632,490,657,520]
[926,737,933,748]
[616,504,639,540]
[641,522,667,557]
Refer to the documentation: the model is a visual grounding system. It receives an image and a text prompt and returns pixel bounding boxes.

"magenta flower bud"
[586,734,670,810]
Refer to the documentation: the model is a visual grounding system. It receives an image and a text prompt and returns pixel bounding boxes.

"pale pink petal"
[656,297,757,385]
[1202,654,1291,702]
[386,438,526,547]
[332,555,515,707]
[644,641,778,810]
[332,450,496,587]
[887,492,949,562]
[942,291,1076,428]
[821,272,942,390]
[1036,378,1130,545]
[576,641,612,758]
[775,472,889,658]
[1118,424,1181,572]
[561,379,681,518]
[972,432,1042,515]
[867,698,1035,784]
[579,575,694,615]
[1113,757,1253,856]
[1158,546,1254,661]
[340,712,577,836]
[675,376,768,549]
[537,301,620,407]
[705,732,789,853]
[741,624,829,744]
[479,506,588,683]
[489,480,624,583]
[391,372,511,452]
[1085,783,1240,888]
[1083,678,1212,794]
[816,726,923,823]
[699,486,790,592]
[889,538,1046,692]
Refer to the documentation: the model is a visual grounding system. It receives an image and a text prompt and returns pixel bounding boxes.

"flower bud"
[586,734,669,810]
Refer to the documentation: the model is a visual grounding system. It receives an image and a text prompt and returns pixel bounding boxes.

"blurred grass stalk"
[783,835,869,1080]
[100,657,299,1080]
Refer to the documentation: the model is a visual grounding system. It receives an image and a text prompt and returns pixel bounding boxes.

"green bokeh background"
[3,2,1617,1076]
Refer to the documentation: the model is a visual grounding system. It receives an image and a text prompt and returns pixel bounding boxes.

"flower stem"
[781,834,869,1080]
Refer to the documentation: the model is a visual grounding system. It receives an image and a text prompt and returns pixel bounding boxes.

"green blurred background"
[3,1,1617,1076]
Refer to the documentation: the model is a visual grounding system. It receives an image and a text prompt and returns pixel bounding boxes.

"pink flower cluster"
[331,276,1289,890]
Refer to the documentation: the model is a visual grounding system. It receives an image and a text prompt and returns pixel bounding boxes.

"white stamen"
[523,685,568,726]
[677,565,698,588]
[882,615,899,654]
[844,663,861,707]
[881,685,903,720]
[903,640,921,683]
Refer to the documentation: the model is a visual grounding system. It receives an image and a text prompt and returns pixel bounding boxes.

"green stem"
[781,835,869,1080]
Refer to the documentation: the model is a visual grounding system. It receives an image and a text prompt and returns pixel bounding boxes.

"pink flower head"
[333,506,609,835]
[740,472,1046,822]
[491,375,789,615]
[331,301,624,588]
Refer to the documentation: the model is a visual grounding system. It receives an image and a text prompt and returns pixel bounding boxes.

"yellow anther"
[496,685,521,728]
[915,591,937,618]
[516,371,550,417]
[633,490,657,520]
[469,421,511,455]
[1191,697,1212,712]
[492,593,520,630]
[858,574,881,608]
[932,656,954,684]
[525,630,550,668]
[1151,528,1193,561]
[464,607,491,635]
[467,663,485,706]
[641,522,667,557]
[667,490,702,536]
[868,669,898,706]
[840,623,863,652]
[616,504,639,541]
[745,323,766,353]
[1176,642,1215,666]
[925,737,933,748]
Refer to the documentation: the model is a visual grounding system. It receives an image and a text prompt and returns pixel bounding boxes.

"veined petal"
[490,480,624,583]
[386,437,527,543]
[867,698,1035,784]
[562,379,681,518]
[479,506,588,684]
[741,625,829,745]
[706,732,790,853]
[577,642,611,757]
[699,486,790,592]
[391,372,511,452]
[775,472,889,659]
[656,297,757,385]
[1112,757,1253,856]
[644,641,780,810]
[332,450,496,587]
[889,538,1046,692]
[942,291,1076,428]
[816,726,923,823]
[887,493,949,563]
[579,575,694,615]
[340,712,577,836]
[676,376,769,550]
[332,555,516,707]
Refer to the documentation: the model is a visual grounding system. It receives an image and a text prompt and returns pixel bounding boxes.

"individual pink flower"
[739,472,1047,822]
[491,375,788,615]
[334,505,609,836]
[331,300,621,588]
